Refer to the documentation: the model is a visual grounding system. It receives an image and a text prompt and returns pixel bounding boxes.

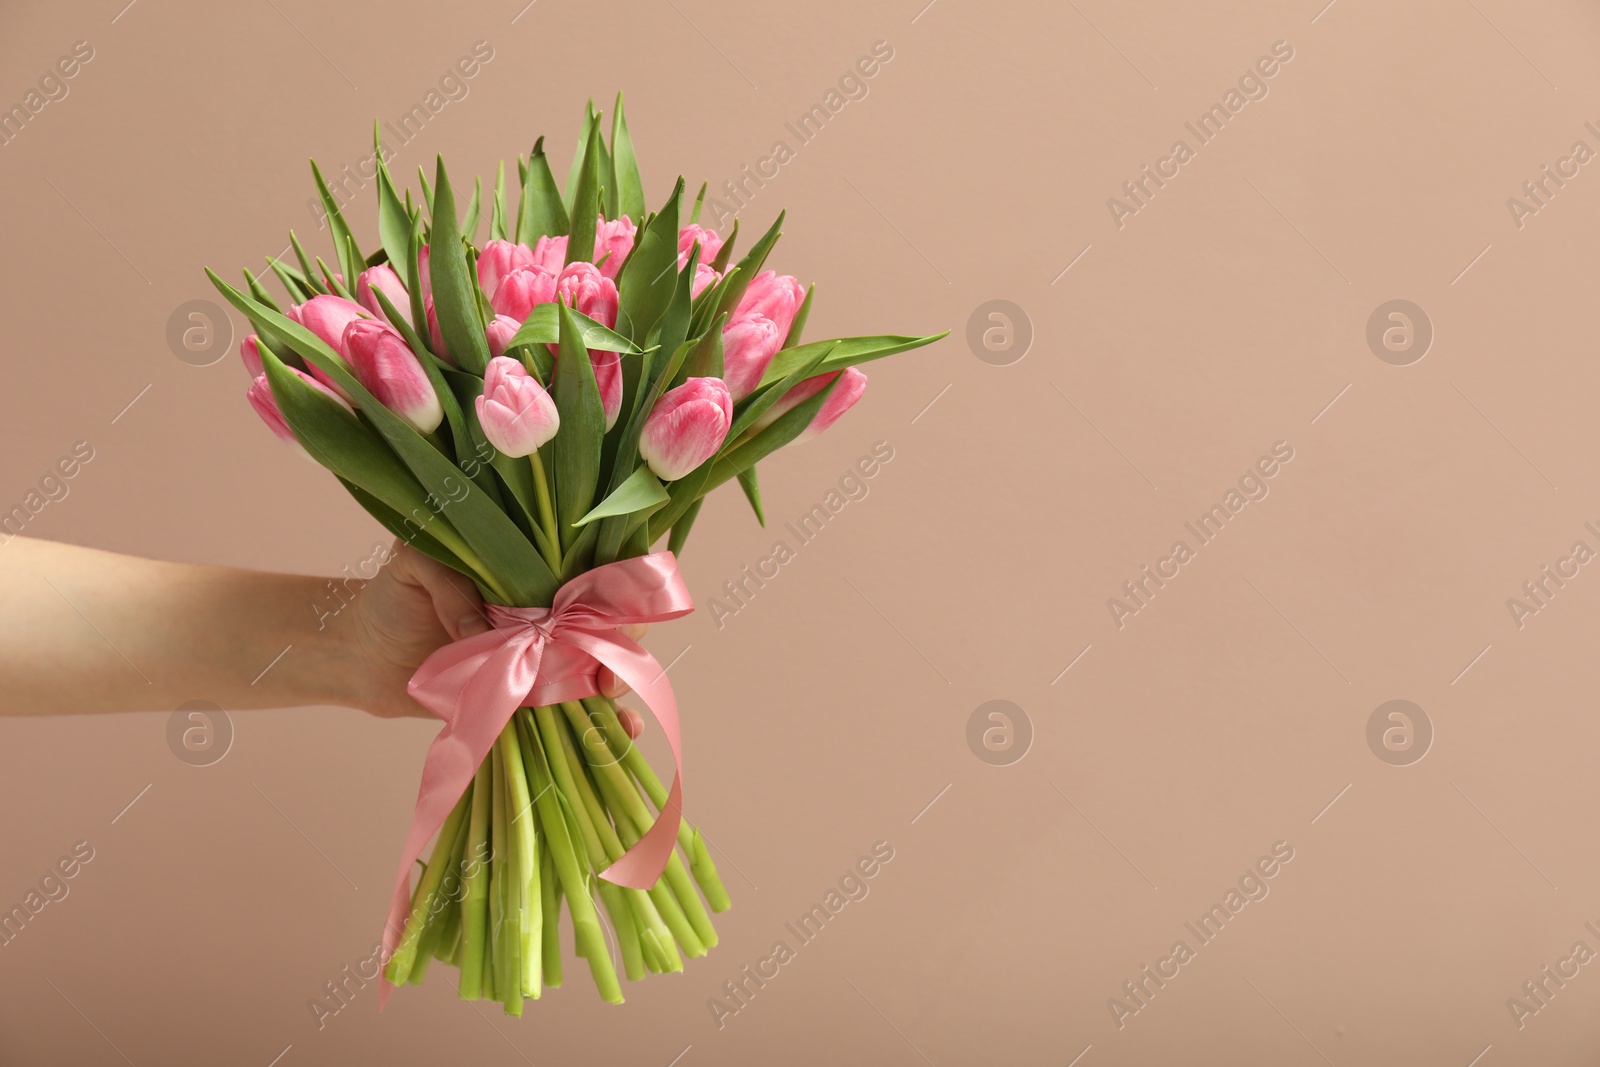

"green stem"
[562,701,710,955]
[549,703,686,966]
[489,741,522,1015]
[384,785,472,985]
[517,708,622,1003]
[582,697,694,851]
[580,695,730,912]
[529,450,564,567]
[539,827,563,988]
[457,761,493,1000]
[498,727,541,998]
[436,813,468,966]
[533,707,607,865]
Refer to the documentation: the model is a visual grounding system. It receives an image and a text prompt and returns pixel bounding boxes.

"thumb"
[389,541,489,640]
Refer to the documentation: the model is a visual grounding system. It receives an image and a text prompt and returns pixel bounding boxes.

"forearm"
[0,537,359,716]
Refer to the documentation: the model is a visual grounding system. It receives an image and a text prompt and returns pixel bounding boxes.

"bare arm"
[0,537,488,718]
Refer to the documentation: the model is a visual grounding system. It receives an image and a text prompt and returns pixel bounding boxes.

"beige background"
[2,0,1599,1062]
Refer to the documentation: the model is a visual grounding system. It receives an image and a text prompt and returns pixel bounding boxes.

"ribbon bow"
[380,551,695,1001]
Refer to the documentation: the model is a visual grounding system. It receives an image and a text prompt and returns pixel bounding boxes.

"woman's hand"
[334,542,487,719]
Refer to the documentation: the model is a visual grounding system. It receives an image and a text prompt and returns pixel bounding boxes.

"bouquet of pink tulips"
[206,96,941,1014]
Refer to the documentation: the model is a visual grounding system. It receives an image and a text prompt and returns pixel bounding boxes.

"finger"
[616,705,645,739]
[598,665,629,699]
[390,541,488,640]
[598,623,650,696]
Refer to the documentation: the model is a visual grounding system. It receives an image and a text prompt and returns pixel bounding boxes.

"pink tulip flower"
[591,350,623,431]
[477,239,534,300]
[691,263,722,299]
[720,315,783,401]
[751,367,868,444]
[554,264,623,429]
[734,271,806,340]
[417,245,434,306]
[490,267,559,322]
[343,319,443,434]
[530,234,567,273]
[639,377,733,481]
[555,262,619,327]
[247,369,352,460]
[286,294,368,399]
[476,356,560,457]
[355,264,408,324]
[416,245,449,359]
[793,367,867,443]
[594,216,637,279]
[287,294,366,357]
[485,314,521,359]
[240,335,263,378]
[678,224,724,267]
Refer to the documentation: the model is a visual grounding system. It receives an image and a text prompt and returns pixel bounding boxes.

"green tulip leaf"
[610,94,645,221]
[428,157,493,374]
[759,332,949,388]
[712,210,784,323]
[615,178,684,343]
[572,465,668,528]
[373,123,412,271]
[504,302,643,355]
[736,466,764,526]
[566,116,603,269]
[310,161,362,284]
[339,477,472,579]
[728,344,831,440]
[550,299,605,553]
[517,137,569,244]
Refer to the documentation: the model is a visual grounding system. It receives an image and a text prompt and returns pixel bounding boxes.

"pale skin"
[0,537,644,724]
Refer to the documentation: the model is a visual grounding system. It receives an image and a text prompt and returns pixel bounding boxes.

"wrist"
[279,574,374,711]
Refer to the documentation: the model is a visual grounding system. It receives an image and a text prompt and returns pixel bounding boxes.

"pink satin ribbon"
[379,551,695,1006]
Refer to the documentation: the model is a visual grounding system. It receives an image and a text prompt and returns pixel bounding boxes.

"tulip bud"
[412,245,454,361]
[343,319,443,434]
[555,262,619,327]
[593,349,623,432]
[751,367,868,444]
[286,294,366,357]
[424,299,449,365]
[355,265,408,324]
[477,239,534,300]
[240,334,263,378]
[594,216,637,279]
[691,263,722,299]
[490,267,559,322]
[735,270,806,339]
[793,367,867,443]
[476,356,560,457]
[286,295,367,399]
[486,314,521,359]
[553,265,623,430]
[639,377,733,481]
[417,245,434,306]
[246,369,352,460]
[678,224,724,267]
[720,315,783,400]
[530,234,568,273]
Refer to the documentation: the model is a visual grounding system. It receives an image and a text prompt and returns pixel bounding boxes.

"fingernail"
[459,614,490,637]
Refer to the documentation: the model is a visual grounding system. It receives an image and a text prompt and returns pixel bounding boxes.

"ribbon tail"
[578,634,685,890]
